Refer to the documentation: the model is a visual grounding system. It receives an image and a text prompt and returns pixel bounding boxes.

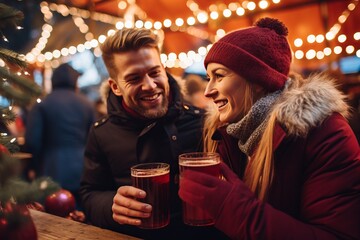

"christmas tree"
[0,3,60,238]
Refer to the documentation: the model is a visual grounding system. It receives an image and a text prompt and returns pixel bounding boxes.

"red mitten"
[179,162,246,219]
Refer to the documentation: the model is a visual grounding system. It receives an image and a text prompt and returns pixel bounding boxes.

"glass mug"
[131,162,170,229]
[178,152,221,226]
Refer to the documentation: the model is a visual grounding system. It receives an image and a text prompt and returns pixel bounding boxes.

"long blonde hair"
[245,111,277,200]
[203,80,276,201]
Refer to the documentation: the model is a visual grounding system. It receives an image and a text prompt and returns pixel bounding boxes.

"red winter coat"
[181,74,360,240]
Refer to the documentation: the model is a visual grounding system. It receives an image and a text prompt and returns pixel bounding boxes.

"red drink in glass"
[179,152,221,226]
[131,163,170,229]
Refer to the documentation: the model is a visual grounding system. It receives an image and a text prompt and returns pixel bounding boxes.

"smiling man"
[79,28,228,239]
[108,47,170,119]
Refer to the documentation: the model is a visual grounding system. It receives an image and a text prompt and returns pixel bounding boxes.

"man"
[79,28,228,239]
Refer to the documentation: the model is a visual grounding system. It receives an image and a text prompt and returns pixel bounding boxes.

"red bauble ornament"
[45,189,76,217]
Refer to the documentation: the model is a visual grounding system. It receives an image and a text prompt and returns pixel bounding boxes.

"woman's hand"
[179,162,243,218]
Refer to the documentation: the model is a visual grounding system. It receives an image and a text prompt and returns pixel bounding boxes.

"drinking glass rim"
[131,162,170,171]
[178,152,220,159]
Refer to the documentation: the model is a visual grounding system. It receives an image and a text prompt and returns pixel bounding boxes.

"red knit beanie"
[204,17,292,92]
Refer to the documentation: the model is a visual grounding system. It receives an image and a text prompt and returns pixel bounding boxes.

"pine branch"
[0,107,19,154]
[0,81,32,106]
[0,67,42,105]
[0,107,16,124]
[0,3,24,29]
[0,48,27,69]
[0,67,42,95]
[1,177,60,204]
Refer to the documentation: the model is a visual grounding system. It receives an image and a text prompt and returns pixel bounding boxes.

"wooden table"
[30,209,141,240]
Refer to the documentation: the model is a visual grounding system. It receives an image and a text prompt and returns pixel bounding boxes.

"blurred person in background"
[183,73,212,110]
[25,63,96,209]
[94,80,110,119]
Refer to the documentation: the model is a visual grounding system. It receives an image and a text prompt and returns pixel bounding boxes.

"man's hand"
[112,186,152,226]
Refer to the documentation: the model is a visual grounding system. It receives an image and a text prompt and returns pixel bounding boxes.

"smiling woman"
[178,17,360,240]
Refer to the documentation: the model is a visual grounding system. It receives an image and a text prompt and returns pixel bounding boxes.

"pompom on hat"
[204,17,292,92]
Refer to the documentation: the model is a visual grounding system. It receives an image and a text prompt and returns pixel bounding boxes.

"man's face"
[109,47,170,119]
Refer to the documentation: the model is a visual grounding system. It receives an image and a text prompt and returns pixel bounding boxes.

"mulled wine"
[179,152,221,226]
[131,163,170,229]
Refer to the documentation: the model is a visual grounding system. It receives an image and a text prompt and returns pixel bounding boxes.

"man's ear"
[108,78,122,96]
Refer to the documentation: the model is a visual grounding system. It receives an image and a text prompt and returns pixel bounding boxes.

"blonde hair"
[203,108,221,153]
[203,79,276,201]
[100,28,160,79]
[245,111,276,200]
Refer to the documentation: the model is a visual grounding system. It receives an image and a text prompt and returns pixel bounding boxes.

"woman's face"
[205,63,249,123]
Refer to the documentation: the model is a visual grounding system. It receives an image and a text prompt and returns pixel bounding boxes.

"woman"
[179,18,360,240]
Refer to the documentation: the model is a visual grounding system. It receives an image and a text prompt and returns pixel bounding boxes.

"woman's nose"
[204,83,216,98]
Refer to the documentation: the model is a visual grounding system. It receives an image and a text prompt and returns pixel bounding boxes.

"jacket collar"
[273,73,349,137]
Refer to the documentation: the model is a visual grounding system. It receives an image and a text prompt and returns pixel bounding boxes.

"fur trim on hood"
[273,72,349,137]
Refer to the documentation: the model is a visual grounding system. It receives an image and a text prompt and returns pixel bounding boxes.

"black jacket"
[79,74,228,239]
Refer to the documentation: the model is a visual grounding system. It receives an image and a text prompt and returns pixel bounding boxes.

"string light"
[315,34,325,43]
[29,1,234,66]
[324,47,332,56]
[29,1,278,68]
[334,46,343,54]
[295,50,304,59]
[118,1,127,10]
[293,0,359,61]
[346,45,355,54]
[27,0,359,69]
[259,0,269,9]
